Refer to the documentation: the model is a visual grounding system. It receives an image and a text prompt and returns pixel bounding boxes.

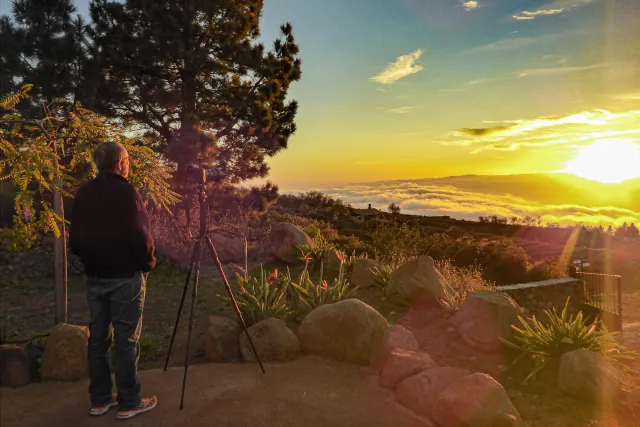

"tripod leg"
[164,241,199,372]
[180,239,203,410]
[204,236,265,374]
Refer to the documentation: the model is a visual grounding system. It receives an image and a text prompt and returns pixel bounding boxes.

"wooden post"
[53,183,68,325]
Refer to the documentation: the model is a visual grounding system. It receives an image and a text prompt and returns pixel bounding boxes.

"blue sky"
[3,0,639,190]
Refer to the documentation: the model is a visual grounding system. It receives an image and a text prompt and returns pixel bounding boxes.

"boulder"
[41,323,89,380]
[298,299,388,365]
[350,259,384,289]
[0,345,31,388]
[204,316,242,363]
[396,367,471,417]
[386,255,447,305]
[322,250,343,275]
[370,324,419,374]
[379,349,437,389]
[558,349,621,401]
[239,318,300,362]
[210,233,246,263]
[433,373,523,427]
[267,223,313,263]
[455,291,521,350]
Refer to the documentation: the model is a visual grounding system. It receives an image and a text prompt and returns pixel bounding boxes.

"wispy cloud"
[513,0,597,21]
[388,106,414,114]
[518,63,608,77]
[462,1,479,12]
[469,33,563,52]
[440,109,640,153]
[438,88,466,93]
[370,49,425,85]
[610,93,640,101]
[468,77,501,85]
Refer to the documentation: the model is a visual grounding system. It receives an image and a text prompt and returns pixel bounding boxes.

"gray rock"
[434,373,524,427]
[298,299,388,365]
[379,349,437,390]
[350,258,384,289]
[370,324,419,374]
[268,223,313,263]
[396,367,471,417]
[210,233,246,263]
[41,323,89,380]
[455,291,521,350]
[558,349,621,401]
[0,345,31,388]
[239,318,300,363]
[204,316,242,363]
[386,255,447,304]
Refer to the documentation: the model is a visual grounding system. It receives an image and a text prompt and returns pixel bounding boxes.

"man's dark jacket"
[70,172,156,278]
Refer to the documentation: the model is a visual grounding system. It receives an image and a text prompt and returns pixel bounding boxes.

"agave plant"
[370,264,395,290]
[295,235,337,269]
[218,266,294,327]
[500,297,636,384]
[289,261,357,317]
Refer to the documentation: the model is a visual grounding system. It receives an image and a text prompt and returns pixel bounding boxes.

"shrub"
[436,260,495,310]
[500,297,636,384]
[369,223,421,267]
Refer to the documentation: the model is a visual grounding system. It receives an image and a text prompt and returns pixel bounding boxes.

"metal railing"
[577,272,622,331]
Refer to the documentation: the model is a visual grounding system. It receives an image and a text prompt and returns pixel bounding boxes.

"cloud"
[388,106,414,114]
[610,93,640,101]
[513,0,597,21]
[316,178,640,227]
[468,77,501,85]
[438,88,466,93]
[370,49,425,85]
[518,63,608,77]
[468,32,566,52]
[440,109,640,153]
[462,1,479,12]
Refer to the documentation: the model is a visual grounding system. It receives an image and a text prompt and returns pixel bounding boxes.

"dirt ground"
[0,356,433,427]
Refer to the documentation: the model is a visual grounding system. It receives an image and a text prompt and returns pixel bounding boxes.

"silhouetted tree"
[388,203,401,216]
[627,223,639,239]
[0,0,89,116]
[89,0,302,182]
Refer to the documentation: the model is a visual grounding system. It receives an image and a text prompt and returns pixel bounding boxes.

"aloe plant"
[289,261,357,316]
[500,297,636,384]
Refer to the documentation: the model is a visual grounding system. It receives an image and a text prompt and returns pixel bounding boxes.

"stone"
[558,349,621,401]
[433,373,523,427]
[204,316,242,363]
[0,345,31,388]
[386,255,447,305]
[455,291,521,350]
[210,233,246,263]
[370,324,419,374]
[267,223,313,263]
[396,367,471,417]
[349,258,384,289]
[379,349,437,389]
[239,318,300,363]
[322,250,343,275]
[298,299,388,365]
[41,323,89,380]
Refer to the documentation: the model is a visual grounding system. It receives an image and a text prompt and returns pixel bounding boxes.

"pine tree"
[89,0,302,182]
[0,0,89,116]
[627,223,639,239]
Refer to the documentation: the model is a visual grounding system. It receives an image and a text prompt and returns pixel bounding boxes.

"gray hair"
[94,141,127,173]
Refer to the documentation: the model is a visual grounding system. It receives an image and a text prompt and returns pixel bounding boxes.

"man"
[70,141,158,419]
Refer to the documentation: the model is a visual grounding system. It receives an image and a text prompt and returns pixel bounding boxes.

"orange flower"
[320,280,329,290]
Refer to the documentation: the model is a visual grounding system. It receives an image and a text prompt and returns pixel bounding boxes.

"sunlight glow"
[564,139,640,183]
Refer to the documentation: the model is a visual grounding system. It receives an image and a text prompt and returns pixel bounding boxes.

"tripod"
[163,178,265,410]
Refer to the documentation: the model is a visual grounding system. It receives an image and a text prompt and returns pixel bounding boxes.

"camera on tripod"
[177,164,225,185]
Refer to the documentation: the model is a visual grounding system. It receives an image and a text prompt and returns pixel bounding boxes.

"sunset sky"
[3,0,638,224]
[254,0,640,189]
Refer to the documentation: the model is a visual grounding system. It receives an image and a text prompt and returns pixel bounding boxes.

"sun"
[564,139,640,183]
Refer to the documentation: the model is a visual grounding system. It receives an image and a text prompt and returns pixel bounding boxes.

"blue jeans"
[86,272,147,410]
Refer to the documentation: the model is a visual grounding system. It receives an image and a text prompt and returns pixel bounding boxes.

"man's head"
[94,141,130,178]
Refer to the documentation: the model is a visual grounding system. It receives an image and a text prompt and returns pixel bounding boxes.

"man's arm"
[123,187,156,272]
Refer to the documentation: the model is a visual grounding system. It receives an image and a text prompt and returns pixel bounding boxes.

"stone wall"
[496,278,583,319]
